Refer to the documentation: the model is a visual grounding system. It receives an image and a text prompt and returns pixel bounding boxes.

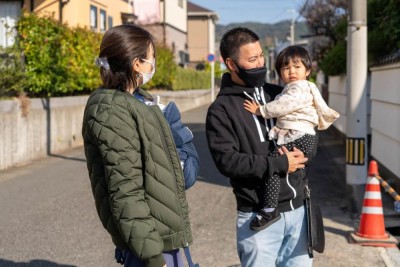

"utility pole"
[289,9,295,45]
[346,0,368,213]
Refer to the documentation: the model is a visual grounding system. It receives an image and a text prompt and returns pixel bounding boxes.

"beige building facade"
[1,0,219,66]
[187,1,218,65]
[22,0,131,32]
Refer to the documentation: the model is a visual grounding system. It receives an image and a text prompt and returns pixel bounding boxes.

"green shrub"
[319,42,346,76]
[171,68,211,90]
[0,46,27,97]
[142,45,177,90]
[16,12,102,97]
[12,13,208,95]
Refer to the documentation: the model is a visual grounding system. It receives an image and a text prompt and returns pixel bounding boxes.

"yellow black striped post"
[376,175,400,202]
[346,137,365,165]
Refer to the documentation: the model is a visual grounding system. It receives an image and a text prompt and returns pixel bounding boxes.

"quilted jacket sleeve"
[90,99,165,267]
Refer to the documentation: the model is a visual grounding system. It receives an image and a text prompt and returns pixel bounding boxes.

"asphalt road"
[0,104,399,267]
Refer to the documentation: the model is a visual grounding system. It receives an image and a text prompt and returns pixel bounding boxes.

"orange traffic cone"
[356,172,387,239]
[349,160,398,247]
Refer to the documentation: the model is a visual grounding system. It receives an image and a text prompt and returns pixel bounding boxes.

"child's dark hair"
[275,46,312,80]
[98,24,154,91]
[219,27,259,63]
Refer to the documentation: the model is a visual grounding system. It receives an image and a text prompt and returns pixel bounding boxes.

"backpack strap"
[184,246,200,267]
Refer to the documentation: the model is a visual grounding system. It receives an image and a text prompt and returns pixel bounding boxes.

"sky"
[189,0,307,25]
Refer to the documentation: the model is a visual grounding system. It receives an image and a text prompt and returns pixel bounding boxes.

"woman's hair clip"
[95,57,110,70]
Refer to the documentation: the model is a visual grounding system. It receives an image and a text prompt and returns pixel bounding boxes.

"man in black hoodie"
[206,27,314,266]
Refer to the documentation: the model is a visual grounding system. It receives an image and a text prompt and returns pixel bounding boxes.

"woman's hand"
[278,146,308,173]
[244,100,261,115]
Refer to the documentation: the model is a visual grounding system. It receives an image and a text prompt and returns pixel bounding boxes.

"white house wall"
[370,63,400,176]
[0,1,20,48]
[328,75,347,133]
[328,75,371,135]
[164,0,187,33]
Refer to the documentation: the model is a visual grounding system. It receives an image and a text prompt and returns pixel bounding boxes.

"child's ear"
[306,69,311,79]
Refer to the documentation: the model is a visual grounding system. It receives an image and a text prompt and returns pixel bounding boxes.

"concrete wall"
[0,89,211,171]
[0,95,88,171]
[328,66,399,181]
[369,62,400,178]
[328,75,371,134]
[328,75,347,133]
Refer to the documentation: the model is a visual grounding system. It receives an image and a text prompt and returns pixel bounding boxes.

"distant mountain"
[216,20,309,47]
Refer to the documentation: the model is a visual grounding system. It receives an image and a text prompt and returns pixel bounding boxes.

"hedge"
[172,68,211,91]
[1,13,211,97]
[0,46,27,97]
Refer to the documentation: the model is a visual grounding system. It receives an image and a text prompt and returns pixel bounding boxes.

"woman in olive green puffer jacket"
[82,25,192,267]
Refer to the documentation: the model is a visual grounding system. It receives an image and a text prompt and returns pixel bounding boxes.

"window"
[108,16,113,29]
[100,9,106,32]
[178,0,183,8]
[90,5,97,30]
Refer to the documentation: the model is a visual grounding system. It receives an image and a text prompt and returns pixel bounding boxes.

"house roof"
[187,1,218,20]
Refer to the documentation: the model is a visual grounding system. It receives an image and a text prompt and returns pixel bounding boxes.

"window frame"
[90,5,98,30]
[108,16,113,29]
[100,9,106,32]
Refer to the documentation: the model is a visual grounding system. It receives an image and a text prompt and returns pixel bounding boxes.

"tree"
[299,0,348,75]
[368,0,400,62]
[299,0,348,45]
[300,0,400,75]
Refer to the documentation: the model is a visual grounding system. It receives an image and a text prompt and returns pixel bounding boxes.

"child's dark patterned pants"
[263,133,317,208]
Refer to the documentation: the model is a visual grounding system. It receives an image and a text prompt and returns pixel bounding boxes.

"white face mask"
[139,58,155,85]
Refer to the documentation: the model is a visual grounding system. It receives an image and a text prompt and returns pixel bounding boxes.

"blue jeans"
[236,205,312,267]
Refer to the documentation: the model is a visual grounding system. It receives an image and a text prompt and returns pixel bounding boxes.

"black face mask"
[235,62,267,88]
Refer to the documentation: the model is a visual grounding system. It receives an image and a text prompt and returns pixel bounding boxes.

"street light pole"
[346,0,368,213]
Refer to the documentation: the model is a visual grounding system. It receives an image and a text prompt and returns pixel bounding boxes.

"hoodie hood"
[218,72,256,97]
[218,72,282,104]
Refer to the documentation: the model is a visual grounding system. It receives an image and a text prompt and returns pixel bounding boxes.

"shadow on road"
[186,123,231,188]
[0,259,77,267]
[49,153,86,162]
[324,226,351,238]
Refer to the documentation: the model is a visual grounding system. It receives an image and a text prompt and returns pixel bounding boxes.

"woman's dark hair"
[99,24,155,91]
[219,27,259,63]
[275,45,312,80]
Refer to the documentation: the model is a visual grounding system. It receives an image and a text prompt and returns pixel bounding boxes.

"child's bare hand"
[244,100,261,115]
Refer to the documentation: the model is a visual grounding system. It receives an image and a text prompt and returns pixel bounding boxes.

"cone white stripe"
[367,176,380,184]
[364,192,382,199]
[362,206,383,214]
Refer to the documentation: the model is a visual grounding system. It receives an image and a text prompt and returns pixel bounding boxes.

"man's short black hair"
[219,27,260,63]
[275,45,312,80]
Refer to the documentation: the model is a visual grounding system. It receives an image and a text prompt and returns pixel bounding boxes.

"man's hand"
[244,100,261,115]
[278,146,308,173]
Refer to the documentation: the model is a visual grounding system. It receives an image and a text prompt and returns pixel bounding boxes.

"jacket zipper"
[149,106,189,246]
[258,87,298,210]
